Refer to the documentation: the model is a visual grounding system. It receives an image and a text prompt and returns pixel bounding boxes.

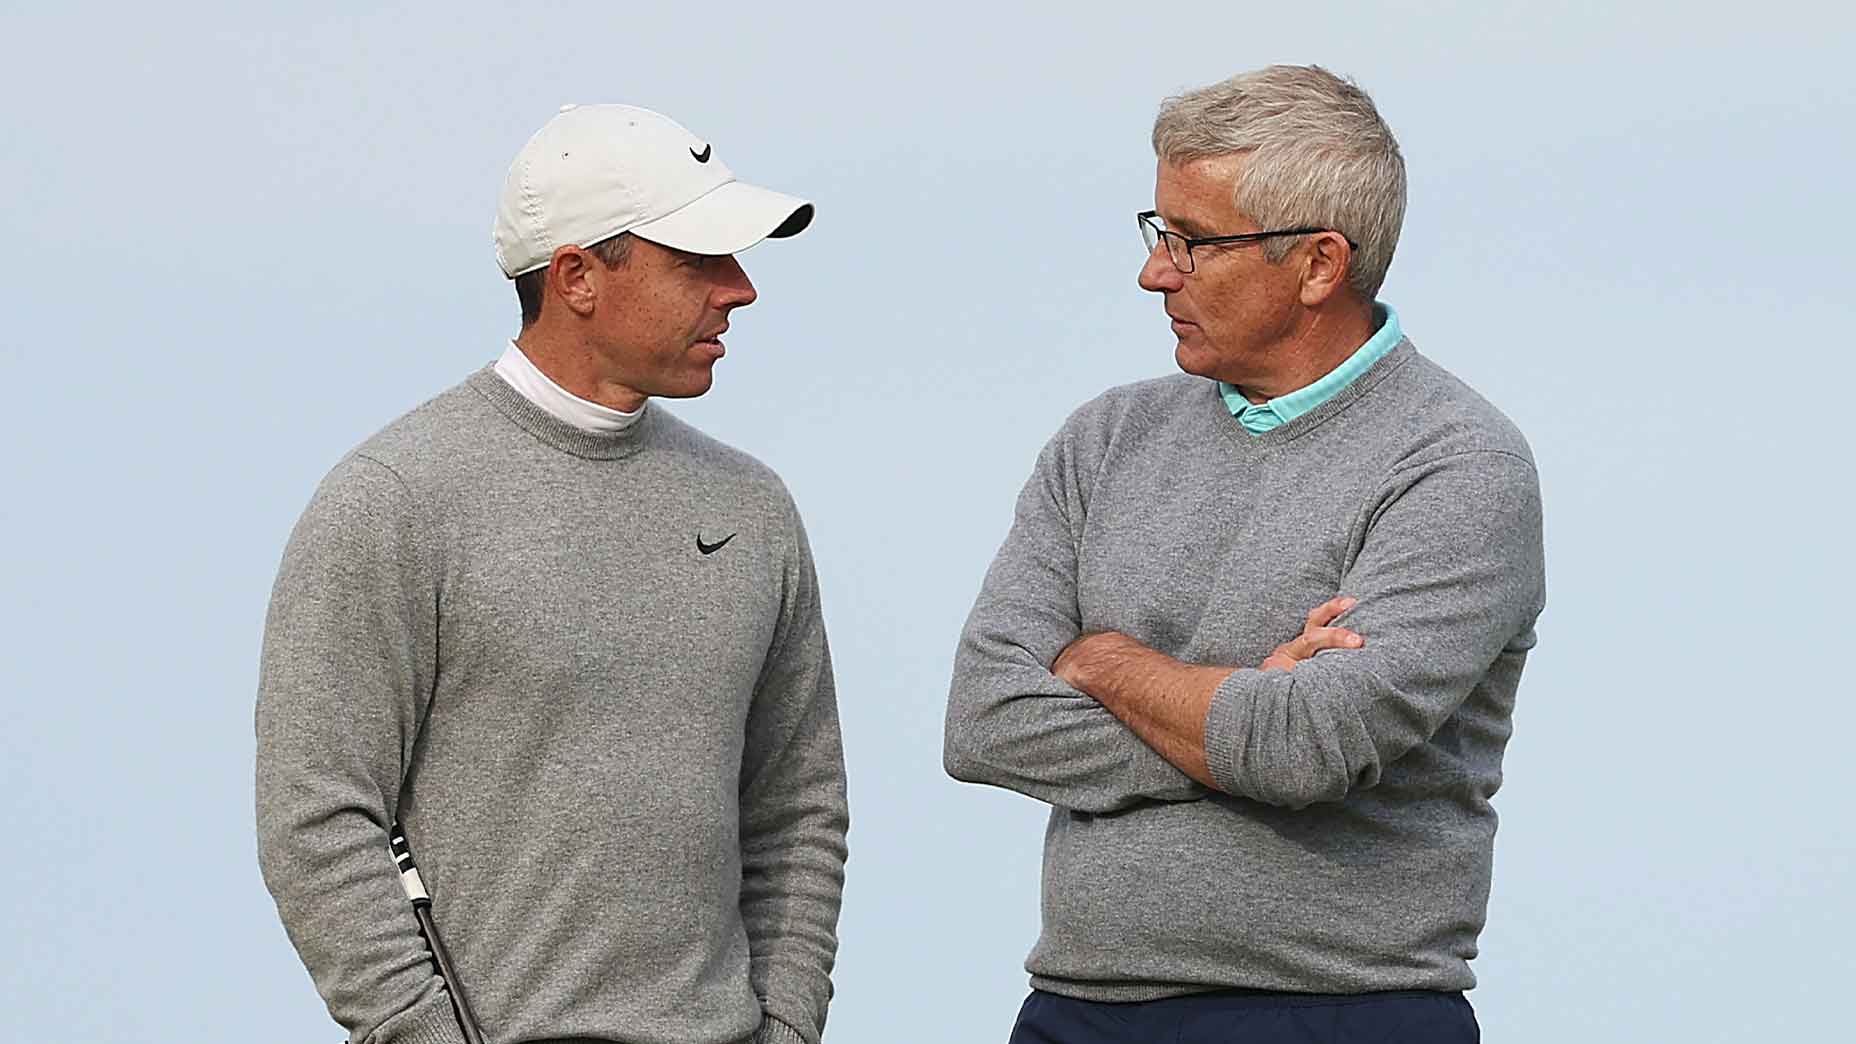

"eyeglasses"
[1137,210,1355,274]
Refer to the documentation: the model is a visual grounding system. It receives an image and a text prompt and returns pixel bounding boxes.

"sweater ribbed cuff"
[752,1014,812,1044]
[371,994,469,1044]
[1204,668,1262,796]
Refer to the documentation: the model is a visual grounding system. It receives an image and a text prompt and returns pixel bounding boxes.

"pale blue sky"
[3,3,1851,1041]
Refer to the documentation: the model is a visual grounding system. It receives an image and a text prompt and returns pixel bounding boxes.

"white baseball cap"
[493,103,813,277]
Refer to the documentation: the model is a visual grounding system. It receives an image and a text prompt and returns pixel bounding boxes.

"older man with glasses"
[945,65,1546,1044]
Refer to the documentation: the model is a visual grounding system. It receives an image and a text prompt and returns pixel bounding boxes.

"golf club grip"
[390,823,489,1044]
[417,903,489,1044]
[388,825,429,901]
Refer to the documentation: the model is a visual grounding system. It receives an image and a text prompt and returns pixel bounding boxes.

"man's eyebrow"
[1165,214,1214,237]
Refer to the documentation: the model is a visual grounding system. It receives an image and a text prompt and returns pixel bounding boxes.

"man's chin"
[649,369,717,400]
[1173,340,1219,380]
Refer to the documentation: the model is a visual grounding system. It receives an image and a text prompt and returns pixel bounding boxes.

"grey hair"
[1152,65,1405,299]
[514,232,634,327]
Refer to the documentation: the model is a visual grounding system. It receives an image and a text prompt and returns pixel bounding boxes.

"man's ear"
[548,246,600,318]
[1298,232,1353,307]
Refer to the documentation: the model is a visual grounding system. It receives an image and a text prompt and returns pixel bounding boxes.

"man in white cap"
[257,104,847,1044]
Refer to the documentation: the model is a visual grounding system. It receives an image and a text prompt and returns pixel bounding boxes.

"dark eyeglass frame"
[1138,210,1357,274]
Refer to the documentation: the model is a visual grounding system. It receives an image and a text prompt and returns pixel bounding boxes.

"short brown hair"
[514,233,635,327]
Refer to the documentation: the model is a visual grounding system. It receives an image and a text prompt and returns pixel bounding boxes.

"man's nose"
[1138,246,1182,293]
[716,254,758,309]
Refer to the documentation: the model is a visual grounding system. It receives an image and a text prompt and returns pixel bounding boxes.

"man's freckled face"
[593,238,759,399]
[1137,155,1302,387]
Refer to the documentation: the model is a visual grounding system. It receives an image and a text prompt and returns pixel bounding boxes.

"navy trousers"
[1007,988,1479,1044]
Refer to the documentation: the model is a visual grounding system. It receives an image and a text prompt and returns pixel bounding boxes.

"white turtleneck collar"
[492,342,645,434]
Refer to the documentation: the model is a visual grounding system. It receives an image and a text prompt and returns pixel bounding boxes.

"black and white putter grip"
[389,823,488,1044]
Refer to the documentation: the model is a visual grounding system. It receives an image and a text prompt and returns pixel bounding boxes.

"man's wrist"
[1055,631,1144,698]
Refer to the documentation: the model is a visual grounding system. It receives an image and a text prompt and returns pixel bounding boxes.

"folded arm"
[943,428,1211,813]
[1058,451,1546,809]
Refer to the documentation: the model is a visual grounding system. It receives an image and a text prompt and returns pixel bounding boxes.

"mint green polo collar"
[1219,303,1402,434]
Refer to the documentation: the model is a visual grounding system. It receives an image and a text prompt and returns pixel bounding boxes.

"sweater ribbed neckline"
[467,365,658,460]
[1211,339,1416,456]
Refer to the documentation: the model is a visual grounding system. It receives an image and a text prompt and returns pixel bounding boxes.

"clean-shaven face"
[1138,155,1305,389]
[592,236,758,399]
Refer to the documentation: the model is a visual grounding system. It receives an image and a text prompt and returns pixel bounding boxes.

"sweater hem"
[364,993,468,1044]
[752,1014,812,1044]
[1026,974,1475,1004]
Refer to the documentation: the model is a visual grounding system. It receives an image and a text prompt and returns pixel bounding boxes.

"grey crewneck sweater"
[257,367,848,1044]
[945,340,1545,999]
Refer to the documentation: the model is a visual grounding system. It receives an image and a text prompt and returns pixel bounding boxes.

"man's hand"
[1260,596,1362,672]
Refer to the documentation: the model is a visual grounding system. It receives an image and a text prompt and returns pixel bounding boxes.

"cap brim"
[629,180,813,256]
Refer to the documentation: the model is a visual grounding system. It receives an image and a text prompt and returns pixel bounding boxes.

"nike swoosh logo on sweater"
[697,532,735,555]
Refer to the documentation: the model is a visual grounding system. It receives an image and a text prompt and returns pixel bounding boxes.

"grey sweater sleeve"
[944,425,1209,813]
[739,497,849,1044]
[1204,450,1547,808]
[255,455,464,1044]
